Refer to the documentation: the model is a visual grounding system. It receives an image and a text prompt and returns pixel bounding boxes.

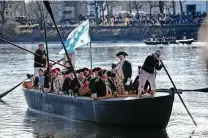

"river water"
[0,42,208,138]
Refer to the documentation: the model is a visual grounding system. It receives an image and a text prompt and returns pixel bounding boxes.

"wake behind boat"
[22,83,175,129]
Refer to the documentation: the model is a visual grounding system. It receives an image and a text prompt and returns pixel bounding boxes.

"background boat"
[176,39,194,44]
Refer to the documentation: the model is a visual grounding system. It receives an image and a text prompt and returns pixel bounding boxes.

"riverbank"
[2,24,200,42]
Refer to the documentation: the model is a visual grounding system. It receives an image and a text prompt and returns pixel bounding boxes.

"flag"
[59,20,90,55]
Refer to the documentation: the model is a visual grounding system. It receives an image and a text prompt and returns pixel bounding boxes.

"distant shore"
[1,24,200,43]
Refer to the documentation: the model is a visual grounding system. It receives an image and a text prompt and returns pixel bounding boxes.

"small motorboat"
[176,39,194,45]
[143,38,169,45]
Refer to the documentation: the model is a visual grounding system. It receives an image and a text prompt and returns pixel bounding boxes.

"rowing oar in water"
[160,60,197,127]
[0,74,33,99]
[0,38,67,68]
[156,87,208,93]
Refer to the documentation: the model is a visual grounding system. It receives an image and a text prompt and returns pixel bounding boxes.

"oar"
[156,87,208,93]
[156,89,182,94]
[183,88,208,92]
[160,60,197,126]
[0,74,33,99]
[0,38,66,68]
[43,1,78,98]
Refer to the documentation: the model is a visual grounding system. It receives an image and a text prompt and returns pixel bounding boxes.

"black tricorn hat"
[116,51,128,57]
[98,69,107,76]
[62,67,73,75]
[76,68,84,73]
[92,67,102,72]
[83,67,89,72]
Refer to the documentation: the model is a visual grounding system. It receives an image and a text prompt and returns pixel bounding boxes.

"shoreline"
[0,24,201,43]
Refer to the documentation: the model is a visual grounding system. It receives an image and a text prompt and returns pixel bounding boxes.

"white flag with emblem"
[59,20,91,55]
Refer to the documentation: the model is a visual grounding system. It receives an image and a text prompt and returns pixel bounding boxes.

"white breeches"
[138,69,156,91]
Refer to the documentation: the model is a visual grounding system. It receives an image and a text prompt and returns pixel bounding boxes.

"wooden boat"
[176,39,194,44]
[22,81,175,129]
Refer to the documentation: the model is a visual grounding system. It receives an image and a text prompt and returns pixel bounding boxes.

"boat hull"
[23,88,174,129]
[176,39,194,44]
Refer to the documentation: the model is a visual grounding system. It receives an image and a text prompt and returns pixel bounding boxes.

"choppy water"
[0,42,208,138]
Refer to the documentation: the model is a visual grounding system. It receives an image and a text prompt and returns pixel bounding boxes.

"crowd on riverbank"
[98,12,207,26]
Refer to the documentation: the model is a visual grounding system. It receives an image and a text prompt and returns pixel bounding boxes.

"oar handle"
[160,60,197,126]
[0,38,66,68]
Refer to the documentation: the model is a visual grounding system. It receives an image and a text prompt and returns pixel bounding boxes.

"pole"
[160,60,197,127]
[43,5,51,83]
[0,38,66,68]
[43,1,80,97]
[90,41,92,70]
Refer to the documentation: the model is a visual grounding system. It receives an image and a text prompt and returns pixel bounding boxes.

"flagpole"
[90,40,92,70]
[89,21,92,70]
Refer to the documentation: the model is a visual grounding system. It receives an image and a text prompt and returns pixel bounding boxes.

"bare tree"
[158,1,165,14]
[97,1,106,21]
[132,1,144,15]
[106,1,117,17]
[84,1,99,25]
[26,1,48,29]
[0,1,7,25]
[145,1,158,14]
[0,1,22,37]
[179,1,185,15]
[13,1,22,17]
[172,0,176,15]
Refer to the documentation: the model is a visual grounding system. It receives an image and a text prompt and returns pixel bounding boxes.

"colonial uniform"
[138,49,163,96]
[115,52,132,95]
[62,67,74,94]
[91,69,112,98]
[50,69,63,93]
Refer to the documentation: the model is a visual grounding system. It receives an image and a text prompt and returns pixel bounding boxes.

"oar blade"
[0,81,23,99]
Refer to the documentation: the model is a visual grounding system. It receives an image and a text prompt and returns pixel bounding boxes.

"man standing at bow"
[34,43,47,77]
[115,51,132,95]
[138,49,163,97]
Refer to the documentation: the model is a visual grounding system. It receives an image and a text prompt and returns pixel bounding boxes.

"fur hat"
[153,49,162,58]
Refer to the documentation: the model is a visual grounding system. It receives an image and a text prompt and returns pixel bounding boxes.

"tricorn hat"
[92,67,102,72]
[62,67,73,75]
[116,51,128,57]
[76,68,84,73]
[83,67,89,72]
[98,69,107,77]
